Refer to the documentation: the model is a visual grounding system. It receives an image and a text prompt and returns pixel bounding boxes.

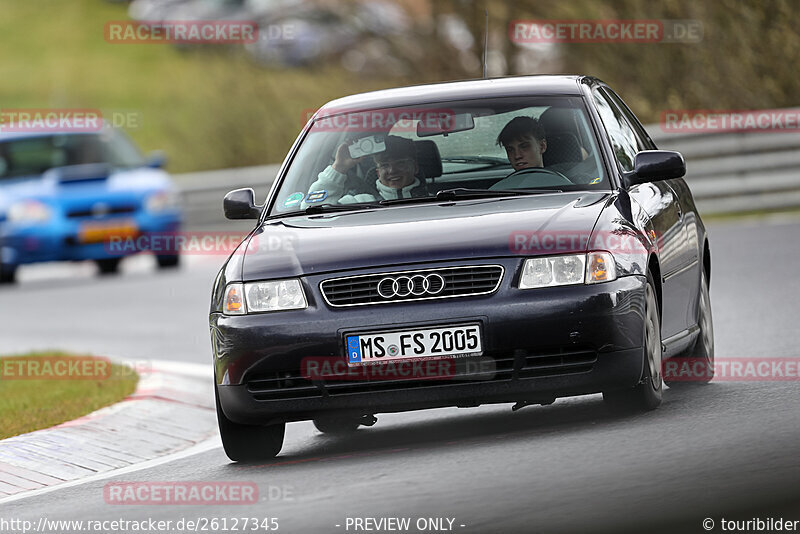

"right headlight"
[145,190,180,213]
[223,279,307,315]
[7,200,52,223]
[519,252,617,289]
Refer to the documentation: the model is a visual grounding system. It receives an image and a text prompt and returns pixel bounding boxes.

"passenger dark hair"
[496,116,545,146]
[374,135,416,161]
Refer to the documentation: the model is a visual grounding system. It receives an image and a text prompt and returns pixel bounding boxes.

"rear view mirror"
[626,150,686,187]
[223,188,262,220]
[417,112,475,137]
[146,150,167,169]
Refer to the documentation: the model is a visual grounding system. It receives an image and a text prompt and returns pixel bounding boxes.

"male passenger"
[496,116,547,171]
[304,135,428,205]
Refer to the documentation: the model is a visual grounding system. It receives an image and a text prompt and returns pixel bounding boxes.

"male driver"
[496,116,547,171]
[305,135,428,205]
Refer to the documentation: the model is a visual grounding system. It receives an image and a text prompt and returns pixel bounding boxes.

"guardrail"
[651,128,800,215]
[173,127,800,229]
[172,164,280,231]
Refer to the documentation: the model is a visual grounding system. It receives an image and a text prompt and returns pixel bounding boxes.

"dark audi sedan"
[210,75,713,461]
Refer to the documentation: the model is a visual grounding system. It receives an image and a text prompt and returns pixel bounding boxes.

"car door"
[605,88,701,337]
[591,87,692,338]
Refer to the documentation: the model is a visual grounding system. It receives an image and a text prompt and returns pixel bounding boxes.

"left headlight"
[223,279,307,315]
[519,252,617,289]
[145,190,180,212]
[7,200,52,223]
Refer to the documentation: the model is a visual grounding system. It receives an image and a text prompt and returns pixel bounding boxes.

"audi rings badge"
[377,273,445,299]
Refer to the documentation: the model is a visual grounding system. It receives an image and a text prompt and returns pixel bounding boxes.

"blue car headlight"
[7,200,52,224]
[145,190,180,213]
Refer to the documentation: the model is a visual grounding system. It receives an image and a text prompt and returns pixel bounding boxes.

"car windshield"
[269,96,607,215]
[0,130,145,181]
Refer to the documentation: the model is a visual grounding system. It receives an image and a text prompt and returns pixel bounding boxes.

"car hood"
[241,192,609,280]
[0,167,175,214]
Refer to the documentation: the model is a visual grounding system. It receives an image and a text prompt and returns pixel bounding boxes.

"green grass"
[0,352,138,440]
[0,0,397,172]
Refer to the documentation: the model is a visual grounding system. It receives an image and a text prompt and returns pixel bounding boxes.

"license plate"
[79,220,138,244]
[346,324,482,366]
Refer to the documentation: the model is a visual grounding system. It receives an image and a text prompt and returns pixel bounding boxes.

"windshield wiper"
[304,203,384,214]
[378,188,563,206]
[269,203,384,218]
[436,188,563,199]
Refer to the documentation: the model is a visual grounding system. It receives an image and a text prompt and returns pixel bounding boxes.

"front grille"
[66,205,137,219]
[245,348,597,402]
[320,265,504,307]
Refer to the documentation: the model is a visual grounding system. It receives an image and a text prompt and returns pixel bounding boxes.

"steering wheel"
[507,166,571,182]
[490,166,573,190]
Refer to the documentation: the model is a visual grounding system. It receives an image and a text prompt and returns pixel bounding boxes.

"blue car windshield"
[270,96,608,215]
[0,130,145,181]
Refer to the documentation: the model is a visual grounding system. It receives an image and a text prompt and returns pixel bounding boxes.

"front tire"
[156,254,180,269]
[603,272,663,413]
[96,258,121,275]
[0,264,17,284]
[216,385,285,462]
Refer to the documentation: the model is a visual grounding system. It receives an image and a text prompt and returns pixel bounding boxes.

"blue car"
[0,127,182,283]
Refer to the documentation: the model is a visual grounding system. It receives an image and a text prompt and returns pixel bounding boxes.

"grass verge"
[0,352,138,440]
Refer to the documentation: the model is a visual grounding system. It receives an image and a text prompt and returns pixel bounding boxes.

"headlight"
[519,252,616,289]
[7,200,52,223]
[223,279,307,315]
[145,190,180,212]
[223,283,246,315]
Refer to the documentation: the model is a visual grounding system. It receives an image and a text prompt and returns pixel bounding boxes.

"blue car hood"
[0,167,174,214]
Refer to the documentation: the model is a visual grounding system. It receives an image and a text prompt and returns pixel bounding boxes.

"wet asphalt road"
[2,216,800,533]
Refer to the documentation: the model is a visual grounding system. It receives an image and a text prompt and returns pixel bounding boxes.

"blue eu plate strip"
[347,336,361,363]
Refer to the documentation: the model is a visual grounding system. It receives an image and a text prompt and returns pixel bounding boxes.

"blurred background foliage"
[0,0,797,172]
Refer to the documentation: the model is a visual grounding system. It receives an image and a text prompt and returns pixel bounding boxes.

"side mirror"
[146,151,167,169]
[223,188,262,220]
[625,150,686,187]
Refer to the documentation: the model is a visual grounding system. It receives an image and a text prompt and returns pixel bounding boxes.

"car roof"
[317,75,593,117]
[0,126,113,142]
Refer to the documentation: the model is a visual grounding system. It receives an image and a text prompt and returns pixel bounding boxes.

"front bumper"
[1,212,181,266]
[212,266,648,425]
